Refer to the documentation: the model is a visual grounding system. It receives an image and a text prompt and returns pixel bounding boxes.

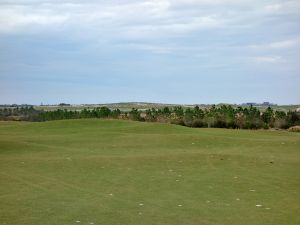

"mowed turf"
[0,119,299,225]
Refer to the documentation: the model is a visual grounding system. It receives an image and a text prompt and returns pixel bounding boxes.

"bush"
[171,119,185,126]
[190,119,206,127]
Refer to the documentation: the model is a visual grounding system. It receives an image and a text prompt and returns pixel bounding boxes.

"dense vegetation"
[0,105,299,129]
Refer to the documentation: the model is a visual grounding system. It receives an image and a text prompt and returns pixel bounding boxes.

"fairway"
[0,119,299,225]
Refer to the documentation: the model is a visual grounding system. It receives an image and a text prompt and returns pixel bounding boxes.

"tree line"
[0,105,299,129]
[131,105,299,129]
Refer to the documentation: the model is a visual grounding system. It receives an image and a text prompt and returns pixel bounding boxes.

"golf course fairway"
[0,119,299,225]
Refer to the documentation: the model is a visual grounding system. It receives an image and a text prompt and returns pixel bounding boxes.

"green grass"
[0,119,299,225]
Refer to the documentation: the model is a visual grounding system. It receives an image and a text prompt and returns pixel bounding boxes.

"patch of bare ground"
[288,126,300,132]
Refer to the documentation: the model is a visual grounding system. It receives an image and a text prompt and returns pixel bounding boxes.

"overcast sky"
[0,0,299,104]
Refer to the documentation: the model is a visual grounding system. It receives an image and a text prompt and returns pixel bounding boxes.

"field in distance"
[33,102,300,112]
[0,119,299,225]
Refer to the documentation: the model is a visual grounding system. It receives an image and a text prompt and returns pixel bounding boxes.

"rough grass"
[0,119,299,225]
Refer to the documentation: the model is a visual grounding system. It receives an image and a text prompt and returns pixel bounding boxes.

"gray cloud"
[1,0,299,37]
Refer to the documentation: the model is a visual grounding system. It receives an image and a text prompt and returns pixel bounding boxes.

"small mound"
[288,126,300,132]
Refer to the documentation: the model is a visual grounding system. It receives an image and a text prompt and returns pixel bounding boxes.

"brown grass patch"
[288,126,300,132]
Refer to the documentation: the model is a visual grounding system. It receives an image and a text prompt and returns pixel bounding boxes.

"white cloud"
[265,0,300,13]
[0,6,68,33]
[0,0,271,35]
[268,38,300,49]
[118,43,173,54]
[250,38,300,50]
[254,56,283,63]
[0,1,226,37]
[264,4,282,13]
[0,0,299,45]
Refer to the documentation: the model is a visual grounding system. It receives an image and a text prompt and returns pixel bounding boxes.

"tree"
[129,108,142,121]
[162,107,171,117]
[173,106,184,118]
[262,107,274,128]
[111,109,121,118]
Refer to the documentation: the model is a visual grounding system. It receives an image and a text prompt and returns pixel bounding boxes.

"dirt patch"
[288,126,300,132]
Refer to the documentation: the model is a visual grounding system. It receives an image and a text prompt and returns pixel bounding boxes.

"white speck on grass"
[236,198,240,201]
[138,212,142,215]
[176,179,179,182]
[89,223,94,225]
[234,176,238,179]
[256,204,262,207]
[169,169,173,172]
[249,189,256,192]
[192,143,195,145]
[178,175,182,177]
[265,208,271,210]
[109,193,113,196]
[75,221,80,223]
[139,203,144,206]
[206,200,210,203]
[178,204,182,207]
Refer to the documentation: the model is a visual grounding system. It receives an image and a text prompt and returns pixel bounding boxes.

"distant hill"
[29,102,300,112]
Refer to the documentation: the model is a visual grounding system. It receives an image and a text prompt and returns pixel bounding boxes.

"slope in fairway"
[0,119,299,225]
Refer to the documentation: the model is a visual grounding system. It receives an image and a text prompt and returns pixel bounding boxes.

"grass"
[0,119,299,225]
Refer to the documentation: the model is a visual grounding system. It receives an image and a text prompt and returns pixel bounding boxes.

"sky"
[0,0,300,105]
